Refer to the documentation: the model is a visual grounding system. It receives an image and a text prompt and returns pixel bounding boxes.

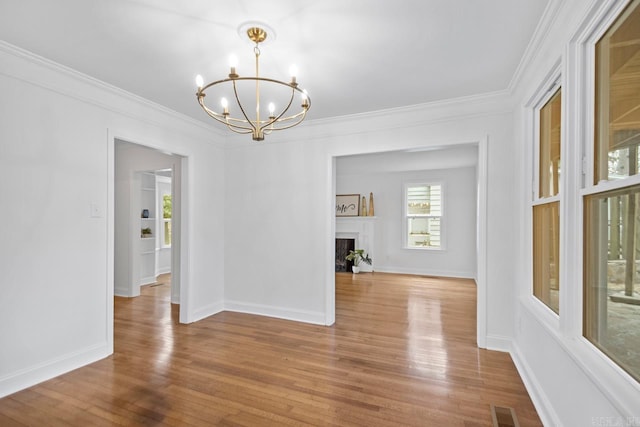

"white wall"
[225,93,516,348]
[336,164,477,278]
[0,42,226,397]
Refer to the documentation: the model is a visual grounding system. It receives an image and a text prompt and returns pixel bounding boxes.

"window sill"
[403,246,445,252]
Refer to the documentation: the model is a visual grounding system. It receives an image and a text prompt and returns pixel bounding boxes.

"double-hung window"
[405,183,443,249]
[583,0,640,383]
[533,86,562,314]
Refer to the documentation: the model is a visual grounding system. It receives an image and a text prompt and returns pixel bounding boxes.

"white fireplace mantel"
[336,217,377,272]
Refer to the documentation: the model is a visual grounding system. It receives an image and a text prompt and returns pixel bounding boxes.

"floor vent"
[490,405,520,427]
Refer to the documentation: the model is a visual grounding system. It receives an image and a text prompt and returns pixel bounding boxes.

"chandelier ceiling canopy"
[195,24,310,141]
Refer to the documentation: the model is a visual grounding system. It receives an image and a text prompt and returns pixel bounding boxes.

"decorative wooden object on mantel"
[368,192,375,216]
[361,196,367,216]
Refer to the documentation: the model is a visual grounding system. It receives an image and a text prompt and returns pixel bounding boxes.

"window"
[584,0,640,383]
[533,87,561,314]
[405,183,442,249]
[584,185,640,382]
[162,194,172,247]
[594,0,640,183]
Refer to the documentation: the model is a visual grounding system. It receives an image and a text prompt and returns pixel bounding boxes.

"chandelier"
[195,26,311,141]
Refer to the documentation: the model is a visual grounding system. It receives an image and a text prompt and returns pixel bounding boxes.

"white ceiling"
[0,0,549,124]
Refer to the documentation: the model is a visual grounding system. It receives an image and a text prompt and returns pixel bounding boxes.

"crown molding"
[0,40,226,146]
[507,0,564,94]
[221,88,514,148]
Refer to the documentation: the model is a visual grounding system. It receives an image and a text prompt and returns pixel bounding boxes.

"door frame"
[326,138,489,348]
[107,129,191,353]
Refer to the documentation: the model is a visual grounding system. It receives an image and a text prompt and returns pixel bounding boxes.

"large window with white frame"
[584,0,640,383]
[533,86,562,314]
[404,183,443,249]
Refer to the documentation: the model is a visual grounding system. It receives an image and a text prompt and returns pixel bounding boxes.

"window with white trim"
[404,183,443,249]
[533,86,562,314]
[583,0,640,383]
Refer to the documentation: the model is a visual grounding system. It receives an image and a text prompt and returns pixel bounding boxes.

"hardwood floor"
[0,273,541,426]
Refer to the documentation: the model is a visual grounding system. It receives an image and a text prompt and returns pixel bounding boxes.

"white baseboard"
[0,342,110,398]
[171,291,180,305]
[485,334,512,353]
[114,286,129,297]
[186,301,225,323]
[374,265,475,279]
[510,342,559,427]
[156,267,171,276]
[224,300,326,325]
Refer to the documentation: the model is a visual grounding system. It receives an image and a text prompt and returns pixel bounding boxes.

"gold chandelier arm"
[268,108,309,132]
[230,79,258,133]
[266,87,296,127]
[197,94,253,133]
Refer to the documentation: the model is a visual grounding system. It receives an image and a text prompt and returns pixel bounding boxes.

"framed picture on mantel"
[336,194,360,217]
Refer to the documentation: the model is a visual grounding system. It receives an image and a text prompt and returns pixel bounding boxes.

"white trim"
[107,129,191,325]
[326,156,337,326]
[188,302,225,324]
[524,60,564,324]
[520,292,640,419]
[178,155,190,324]
[373,266,475,279]
[520,294,561,337]
[484,334,512,353]
[510,342,561,427]
[582,174,640,196]
[0,41,224,143]
[402,181,445,250]
[531,195,561,207]
[508,0,565,94]
[106,132,115,355]
[226,91,514,148]
[225,301,326,325]
[0,342,110,398]
[328,137,489,347]
[476,137,489,349]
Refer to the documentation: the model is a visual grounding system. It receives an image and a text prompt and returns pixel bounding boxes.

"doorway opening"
[113,139,186,320]
[329,140,488,348]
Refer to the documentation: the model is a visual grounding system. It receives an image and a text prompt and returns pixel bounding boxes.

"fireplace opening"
[335,238,355,272]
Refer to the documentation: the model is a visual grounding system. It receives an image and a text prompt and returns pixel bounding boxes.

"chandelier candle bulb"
[289,65,298,86]
[195,74,204,89]
[229,54,238,78]
[221,97,229,115]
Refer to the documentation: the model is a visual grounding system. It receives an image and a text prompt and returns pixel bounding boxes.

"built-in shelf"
[139,171,157,286]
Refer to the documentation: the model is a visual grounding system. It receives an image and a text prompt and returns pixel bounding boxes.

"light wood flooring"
[0,273,541,426]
